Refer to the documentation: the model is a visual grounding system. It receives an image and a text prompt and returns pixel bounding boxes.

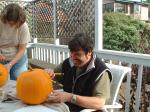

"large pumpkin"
[16,69,53,104]
[0,64,8,86]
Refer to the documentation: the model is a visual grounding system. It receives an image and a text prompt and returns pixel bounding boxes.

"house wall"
[103,0,149,21]
[140,6,148,21]
[129,5,148,21]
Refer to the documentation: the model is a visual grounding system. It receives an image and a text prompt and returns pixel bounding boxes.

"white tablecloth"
[0,80,70,112]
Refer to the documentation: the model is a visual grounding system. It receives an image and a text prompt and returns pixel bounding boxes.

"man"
[46,33,112,112]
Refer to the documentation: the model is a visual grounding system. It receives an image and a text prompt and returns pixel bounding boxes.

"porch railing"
[27,43,150,112]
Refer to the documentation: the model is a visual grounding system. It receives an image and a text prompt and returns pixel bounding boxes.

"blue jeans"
[0,54,28,80]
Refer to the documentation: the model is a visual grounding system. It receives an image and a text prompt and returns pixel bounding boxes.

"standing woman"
[0,3,30,80]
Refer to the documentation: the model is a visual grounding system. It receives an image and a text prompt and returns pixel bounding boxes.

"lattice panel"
[56,0,95,44]
[31,0,54,40]
[0,0,95,44]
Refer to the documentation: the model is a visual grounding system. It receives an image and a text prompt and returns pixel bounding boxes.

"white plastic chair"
[81,63,131,112]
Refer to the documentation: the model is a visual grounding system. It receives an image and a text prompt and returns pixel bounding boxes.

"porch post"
[32,2,38,43]
[53,0,59,45]
[95,0,103,50]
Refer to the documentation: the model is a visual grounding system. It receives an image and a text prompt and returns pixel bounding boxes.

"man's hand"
[45,68,55,79]
[47,91,72,103]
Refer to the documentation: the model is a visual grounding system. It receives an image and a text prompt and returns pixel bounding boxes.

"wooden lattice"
[56,0,95,44]
[0,0,95,44]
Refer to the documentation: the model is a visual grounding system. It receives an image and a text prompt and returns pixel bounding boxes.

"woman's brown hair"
[0,3,26,28]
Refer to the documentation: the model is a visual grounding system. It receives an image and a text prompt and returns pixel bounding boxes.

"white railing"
[27,43,150,112]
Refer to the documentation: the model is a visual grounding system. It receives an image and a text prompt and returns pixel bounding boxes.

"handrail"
[27,43,150,66]
[95,49,150,66]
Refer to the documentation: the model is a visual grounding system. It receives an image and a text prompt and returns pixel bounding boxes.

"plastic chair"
[80,63,131,112]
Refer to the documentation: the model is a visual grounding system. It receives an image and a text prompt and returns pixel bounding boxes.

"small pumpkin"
[16,69,53,104]
[0,64,8,86]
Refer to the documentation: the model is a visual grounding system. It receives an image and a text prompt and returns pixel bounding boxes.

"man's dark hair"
[68,33,94,54]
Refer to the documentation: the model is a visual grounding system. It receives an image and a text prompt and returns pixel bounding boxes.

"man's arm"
[47,90,105,109]
[47,72,111,110]
[73,72,111,109]
[74,95,106,109]
[93,71,111,101]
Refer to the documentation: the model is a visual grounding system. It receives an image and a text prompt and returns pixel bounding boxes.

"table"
[0,80,69,112]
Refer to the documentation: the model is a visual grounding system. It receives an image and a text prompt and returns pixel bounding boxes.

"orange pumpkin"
[0,64,8,86]
[16,69,53,104]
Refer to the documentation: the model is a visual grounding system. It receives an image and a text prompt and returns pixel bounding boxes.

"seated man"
[46,33,112,112]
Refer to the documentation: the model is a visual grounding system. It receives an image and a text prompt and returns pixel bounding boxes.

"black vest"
[62,57,112,112]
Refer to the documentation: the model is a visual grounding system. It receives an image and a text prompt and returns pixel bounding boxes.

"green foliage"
[103,12,150,53]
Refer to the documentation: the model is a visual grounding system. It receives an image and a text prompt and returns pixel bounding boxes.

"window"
[130,4,141,14]
[115,3,126,13]
[134,4,140,14]
[103,3,114,12]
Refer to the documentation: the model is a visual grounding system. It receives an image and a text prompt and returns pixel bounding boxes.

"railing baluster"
[49,49,52,63]
[58,51,61,64]
[36,47,39,60]
[135,65,143,112]
[52,50,56,64]
[62,52,65,62]
[125,63,132,112]
[46,48,48,63]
